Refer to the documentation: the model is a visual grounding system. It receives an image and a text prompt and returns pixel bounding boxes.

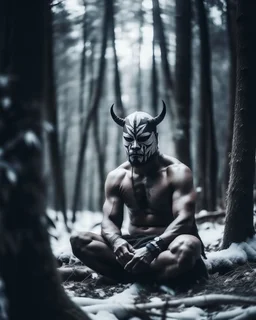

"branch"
[196,210,225,222]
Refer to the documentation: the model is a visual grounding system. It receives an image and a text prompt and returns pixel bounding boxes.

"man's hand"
[124,247,155,274]
[112,238,135,266]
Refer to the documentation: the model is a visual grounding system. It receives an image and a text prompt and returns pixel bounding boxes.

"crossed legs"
[70,232,204,284]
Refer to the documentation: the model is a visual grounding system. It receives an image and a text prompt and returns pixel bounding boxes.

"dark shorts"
[122,233,208,288]
[123,234,156,249]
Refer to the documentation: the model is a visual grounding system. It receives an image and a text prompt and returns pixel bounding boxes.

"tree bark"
[151,22,158,115]
[196,0,218,211]
[0,1,90,319]
[222,0,256,248]
[44,0,68,228]
[93,110,105,210]
[152,0,176,126]
[222,0,237,205]
[109,0,125,167]
[78,0,87,133]
[174,0,192,168]
[72,0,109,221]
[136,2,143,111]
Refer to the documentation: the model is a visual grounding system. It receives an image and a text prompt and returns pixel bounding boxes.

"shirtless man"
[70,102,207,285]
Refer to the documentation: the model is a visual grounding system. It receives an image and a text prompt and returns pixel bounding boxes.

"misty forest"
[0,0,256,319]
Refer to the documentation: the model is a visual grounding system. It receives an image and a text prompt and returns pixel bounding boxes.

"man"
[71,102,207,286]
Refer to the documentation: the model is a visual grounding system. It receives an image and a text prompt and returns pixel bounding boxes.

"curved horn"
[151,100,166,125]
[110,104,125,127]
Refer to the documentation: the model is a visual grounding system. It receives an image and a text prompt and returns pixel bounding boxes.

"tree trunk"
[93,110,105,210]
[109,0,126,167]
[78,0,87,133]
[222,0,256,248]
[174,0,192,168]
[196,0,218,211]
[222,0,237,205]
[0,1,90,319]
[151,22,158,115]
[152,0,175,125]
[44,0,68,227]
[72,0,109,221]
[136,2,143,111]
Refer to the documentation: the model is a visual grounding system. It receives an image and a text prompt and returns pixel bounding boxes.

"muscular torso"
[118,155,179,236]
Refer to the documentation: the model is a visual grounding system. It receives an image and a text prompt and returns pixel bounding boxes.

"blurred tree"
[93,108,105,209]
[72,0,110,221]
[151,24,159,115]
[174,0,192,168]
[196,0,218,211]
[222,0,256,248]
[78,0,87,133]
[109,0,126,168]
[0,0,90,318]
[152,0,175,125]
[136,1,144,111]
[44,0,68,228]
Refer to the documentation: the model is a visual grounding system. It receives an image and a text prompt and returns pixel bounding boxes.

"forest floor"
[51,210,256,319]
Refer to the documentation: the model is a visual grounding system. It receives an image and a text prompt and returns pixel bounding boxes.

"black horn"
[151,100,166,125]
[110,104,125,127]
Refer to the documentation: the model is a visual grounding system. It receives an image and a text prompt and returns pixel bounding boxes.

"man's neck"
[132,152,161,176]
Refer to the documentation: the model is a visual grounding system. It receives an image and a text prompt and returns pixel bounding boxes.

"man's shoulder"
[162,154,193,182]
[106,162,130,186]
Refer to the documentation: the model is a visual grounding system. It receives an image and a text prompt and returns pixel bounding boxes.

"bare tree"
[44,0,68,228]
[72,0,110,221]
[109,0,126,167]
[152,0,175,125]
[174,0,192,168]
[151,19,159,115]
[136,2,144,110]
[78,0,87,133]
[222,0,256,248]
[196,0,218,211]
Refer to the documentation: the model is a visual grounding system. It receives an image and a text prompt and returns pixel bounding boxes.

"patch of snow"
[204,235,256,272]
[108,283,142,304]
[198,222,224,248]
[167,306,206,320]
[49,209,129,257]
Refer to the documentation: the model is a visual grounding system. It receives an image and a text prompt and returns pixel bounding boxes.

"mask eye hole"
[137,135,150,143]
[124,136,133,142]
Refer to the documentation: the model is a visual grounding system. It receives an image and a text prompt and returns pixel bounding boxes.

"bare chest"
[120,172,172,213]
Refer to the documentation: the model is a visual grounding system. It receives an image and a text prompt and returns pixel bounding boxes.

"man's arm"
[157,165,196,246]
[101,169,135,266]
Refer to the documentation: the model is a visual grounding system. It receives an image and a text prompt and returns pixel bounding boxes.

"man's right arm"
[101,169,135,266]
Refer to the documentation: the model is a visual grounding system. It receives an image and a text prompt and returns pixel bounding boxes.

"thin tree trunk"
[0,1,90,318]
[137,2,143,111]
[78,0,87,133]
[61,87,72,169]
[222,0,256,248]
[92,110,105,210]
[222,0,237,205]
[174,0,192,168]
[45,0,68,227]
[196,0,218,211]
[151,22,158,115]
[109,0,125,167]
[152,0,175,124]
[72,0,110,221]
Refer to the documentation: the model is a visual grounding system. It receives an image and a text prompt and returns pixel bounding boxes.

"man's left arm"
[157,165,196,247]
